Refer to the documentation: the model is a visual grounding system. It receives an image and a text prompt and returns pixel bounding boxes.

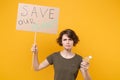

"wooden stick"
[34,32,37,44]
[31,32,37,69]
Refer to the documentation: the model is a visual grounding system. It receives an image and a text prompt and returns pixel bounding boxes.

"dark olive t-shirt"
[47,52,83,80]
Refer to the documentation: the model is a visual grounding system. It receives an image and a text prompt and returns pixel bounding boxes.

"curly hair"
[57,29,79,46]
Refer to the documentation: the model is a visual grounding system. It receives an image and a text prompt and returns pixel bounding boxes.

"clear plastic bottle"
[83,56,92,62]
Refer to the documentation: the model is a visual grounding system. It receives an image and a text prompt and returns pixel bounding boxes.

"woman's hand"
[80,60,90,71]
[31,44,38,54]
[80,59,92,80]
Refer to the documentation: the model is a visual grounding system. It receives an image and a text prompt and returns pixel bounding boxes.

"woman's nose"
[66,40,70,43]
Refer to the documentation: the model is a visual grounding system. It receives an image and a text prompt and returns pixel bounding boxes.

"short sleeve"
[76,54,83,68]
[47,54,54,65]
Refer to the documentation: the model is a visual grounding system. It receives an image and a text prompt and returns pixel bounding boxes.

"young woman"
[31,29,92,80]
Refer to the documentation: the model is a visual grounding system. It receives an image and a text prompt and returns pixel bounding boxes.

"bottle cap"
[88,56,92,59]
[84,56,92,62]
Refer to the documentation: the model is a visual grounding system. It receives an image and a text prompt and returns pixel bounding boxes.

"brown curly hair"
[57,29,79,46]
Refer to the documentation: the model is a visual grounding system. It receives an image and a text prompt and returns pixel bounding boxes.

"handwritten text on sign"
[16,3,59,33]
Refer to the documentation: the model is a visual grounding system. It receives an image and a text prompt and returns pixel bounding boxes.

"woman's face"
[61,34,74,50]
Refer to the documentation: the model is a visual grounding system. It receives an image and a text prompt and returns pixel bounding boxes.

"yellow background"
[0,0,120,80]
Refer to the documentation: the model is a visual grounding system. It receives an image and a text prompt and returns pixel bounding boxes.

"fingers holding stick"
[31,32,38,53]
[31,32,38,69]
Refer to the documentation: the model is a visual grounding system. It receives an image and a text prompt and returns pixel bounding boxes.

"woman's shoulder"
[48,51,60,56]
[75,53,83,59]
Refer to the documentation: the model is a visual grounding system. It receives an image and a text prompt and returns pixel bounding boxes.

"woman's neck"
[62,49,72,54]
[60,49,75,59]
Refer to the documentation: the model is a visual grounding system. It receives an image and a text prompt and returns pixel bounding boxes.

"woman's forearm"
[84,70,91,80]
[32,53,40,71]
[81,69,92,80]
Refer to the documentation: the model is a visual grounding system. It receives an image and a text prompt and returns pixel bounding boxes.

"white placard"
[16,3,59,34]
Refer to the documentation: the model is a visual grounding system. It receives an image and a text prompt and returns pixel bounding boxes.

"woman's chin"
[65,48,72,51]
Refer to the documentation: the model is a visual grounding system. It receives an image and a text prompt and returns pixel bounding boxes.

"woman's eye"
[63,39,67,41]
[69,39,73,41]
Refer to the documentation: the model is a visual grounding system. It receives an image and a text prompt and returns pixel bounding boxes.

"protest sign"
[16,3,59,34]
